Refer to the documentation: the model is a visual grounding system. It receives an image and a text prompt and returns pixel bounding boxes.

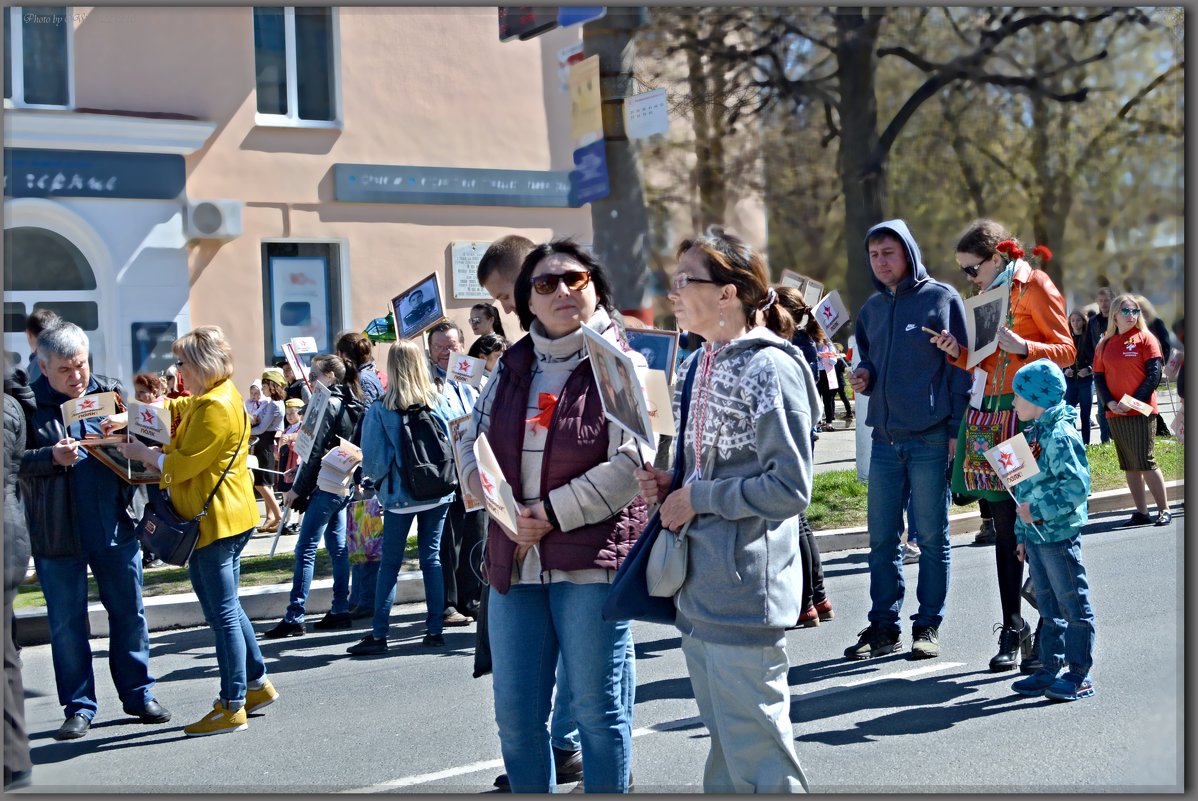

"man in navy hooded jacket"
[845,220,971,661]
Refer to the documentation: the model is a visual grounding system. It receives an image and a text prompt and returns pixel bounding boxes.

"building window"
[4,6,73,108]
[253,7,339,126]
[262,242,344,362]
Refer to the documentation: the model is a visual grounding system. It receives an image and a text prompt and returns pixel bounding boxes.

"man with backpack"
[427,322,485,626]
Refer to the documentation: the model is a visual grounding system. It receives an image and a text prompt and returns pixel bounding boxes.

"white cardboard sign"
[448,353,485,387]
[61,392,117,430]
[813,290,850,339]
[128,401,171,445]
[984,433,1040,489]
[623,87,669,139]
[473,432,521,536]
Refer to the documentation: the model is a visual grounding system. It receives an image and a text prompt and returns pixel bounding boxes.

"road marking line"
[343,661,963,792]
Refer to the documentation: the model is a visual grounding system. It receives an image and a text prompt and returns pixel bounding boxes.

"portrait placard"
[295,381,332,462]
[625,328,680,379]
[580,326,655,451]
[964,286,1010,369]
[449,415,484,513]
[392,272,447,341]
[473,432,520,535]
[78,436,161,485]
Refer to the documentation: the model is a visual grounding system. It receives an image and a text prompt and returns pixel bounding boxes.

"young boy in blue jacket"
[1008,359,1096,701]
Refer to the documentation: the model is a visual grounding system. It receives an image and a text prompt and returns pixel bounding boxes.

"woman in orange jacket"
[929,219,1074,674]
[116,326,279,736]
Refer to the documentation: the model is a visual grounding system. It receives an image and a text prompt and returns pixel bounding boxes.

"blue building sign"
[568,140,610,206]
[334,163,580,208]
[3,149,186,200]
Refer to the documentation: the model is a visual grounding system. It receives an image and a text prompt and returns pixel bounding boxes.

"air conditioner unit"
[183,199,243,240]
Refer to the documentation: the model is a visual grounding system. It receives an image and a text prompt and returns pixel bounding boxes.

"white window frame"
[253,6,342,130]
[4,6,76,110]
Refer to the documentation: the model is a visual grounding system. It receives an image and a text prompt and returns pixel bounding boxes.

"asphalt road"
[16,506,1182,793]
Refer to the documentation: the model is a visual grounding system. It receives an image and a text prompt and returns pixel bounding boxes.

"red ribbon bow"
[526,392,559,430]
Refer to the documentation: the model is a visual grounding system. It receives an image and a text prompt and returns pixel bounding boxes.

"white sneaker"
[901,543,921,565]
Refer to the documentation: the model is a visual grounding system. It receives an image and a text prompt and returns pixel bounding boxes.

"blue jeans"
[188,529,268,709]
[350,561,379,610]
[550,638,635,753]
[285,490,352,622]
[904,491,918,546]
[373,506,450,639]
[867,432,952,633]
[1064,375,1094,445]
[489,582,633,793]
[1025,534,1095,676]
[34,538,155,720]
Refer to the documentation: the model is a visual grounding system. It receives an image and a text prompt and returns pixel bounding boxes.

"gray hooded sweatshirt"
[672,328,821,646]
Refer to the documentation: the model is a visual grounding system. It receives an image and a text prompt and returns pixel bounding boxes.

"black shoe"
[910,625,940,659]
[973,518,997,545]
[347,635,388,656]
[1122,511,1153,527]
[553,745,584,784]
[493,773,511,791]
[1020,620,1044,675]
[1155,510,1173,526]
[421,633,445,647]
[989,621,1031,672]
[54,714,91,741]
[844,624,902,660]
[313,612,353,630]
[347,605,374,620]
[123,699,171,723]
[263,620,306,639]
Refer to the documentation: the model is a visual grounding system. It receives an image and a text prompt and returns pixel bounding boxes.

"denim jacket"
[359,395,456,510]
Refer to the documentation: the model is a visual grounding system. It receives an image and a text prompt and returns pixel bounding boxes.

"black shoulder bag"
[137,412,248,566]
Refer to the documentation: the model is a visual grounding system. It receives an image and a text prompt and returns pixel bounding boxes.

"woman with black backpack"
[347,340,458,654]
[264,354,365,638]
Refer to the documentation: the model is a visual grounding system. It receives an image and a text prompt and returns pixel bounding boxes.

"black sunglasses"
[958,257,989,278]
[531,270,591,295]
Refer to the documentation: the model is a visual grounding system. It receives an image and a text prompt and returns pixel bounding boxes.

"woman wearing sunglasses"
[458,240,651,793]
[1092,294,1173,527]
[635,227,820,792]
[929,218,1074,674]
[469,302,506,340]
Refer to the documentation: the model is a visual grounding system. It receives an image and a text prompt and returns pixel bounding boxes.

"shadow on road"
[790,668,1044,744]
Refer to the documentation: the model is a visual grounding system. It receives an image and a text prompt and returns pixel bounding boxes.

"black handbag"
[136,413,247,567]
[602,360,699,625]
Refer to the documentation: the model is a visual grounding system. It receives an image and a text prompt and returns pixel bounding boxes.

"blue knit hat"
[1013,359,1066,407]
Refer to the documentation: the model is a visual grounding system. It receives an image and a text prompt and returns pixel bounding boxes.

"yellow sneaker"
[245,679,279,714]
[183,702,248,737]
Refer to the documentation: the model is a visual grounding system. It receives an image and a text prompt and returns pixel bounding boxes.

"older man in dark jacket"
[18,323,169,741]
[5,369,33,789]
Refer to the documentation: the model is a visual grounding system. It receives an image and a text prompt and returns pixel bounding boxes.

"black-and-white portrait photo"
[964,285,1010,368]
[392,273,446,340]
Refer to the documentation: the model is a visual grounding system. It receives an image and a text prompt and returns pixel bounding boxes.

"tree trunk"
[835,10,886,315]
[584,8,653,316]
[1028,91,1071,292]
[686,25,726,229]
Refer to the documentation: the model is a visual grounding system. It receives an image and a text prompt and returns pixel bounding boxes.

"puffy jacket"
[290,383,364,504]
[19,373,137,558]
[4,373,32,595]
[1010,401,1090,544]
[161,379,259,550]
[359,394,456,510]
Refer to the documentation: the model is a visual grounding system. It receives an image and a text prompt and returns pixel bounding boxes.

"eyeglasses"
[1119,308,1141,317]
[670,273,720,292]
[531,270,591,295]
[468,317,483,325]
[958,257,989,278]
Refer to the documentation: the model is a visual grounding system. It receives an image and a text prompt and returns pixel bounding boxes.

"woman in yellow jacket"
[116,326,279,736]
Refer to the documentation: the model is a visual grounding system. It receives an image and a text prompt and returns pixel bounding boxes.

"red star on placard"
[140,409,156,425]
[78,398,98,411]
[998,450,1017,470]
[479,472,496,496]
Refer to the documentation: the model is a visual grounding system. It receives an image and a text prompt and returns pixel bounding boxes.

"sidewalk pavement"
[14,408,1183,646]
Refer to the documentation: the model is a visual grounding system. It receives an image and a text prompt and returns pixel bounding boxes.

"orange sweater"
[951,261,1075,397]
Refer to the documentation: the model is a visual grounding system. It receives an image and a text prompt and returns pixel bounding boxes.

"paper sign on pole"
[449,415,484,513]
[474,432,521,536]
[290,336,318,354]
[580,326,656,451]
[295,381,332,462]
[802,279,824,309]
[449,353,485,387]
[61,392,117,430]
[779,269,807,291]
[964,285,1010,369]
[128,401,171,445]
[624,87,669,139]
[569,55,603,146]
[813,290,850,339]
[282,342,312,392]
[1120,394,1153,416]
[983,433,1041,489]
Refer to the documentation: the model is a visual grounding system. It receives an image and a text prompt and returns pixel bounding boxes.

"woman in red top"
[1092,294,1172,527]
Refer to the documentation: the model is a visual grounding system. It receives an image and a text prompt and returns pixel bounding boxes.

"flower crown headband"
[995,239,1053,267]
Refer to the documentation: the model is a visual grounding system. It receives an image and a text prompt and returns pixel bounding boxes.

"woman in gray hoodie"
[636,227,820,793]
